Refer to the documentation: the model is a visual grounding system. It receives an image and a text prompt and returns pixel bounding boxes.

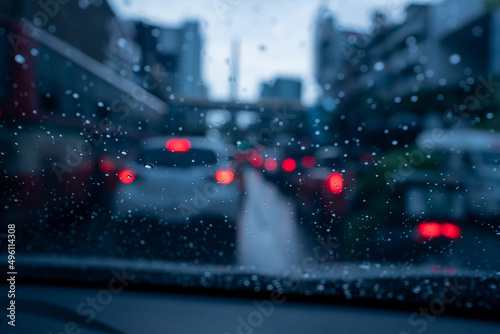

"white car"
[417,129,500,218]
[112,136,243,225]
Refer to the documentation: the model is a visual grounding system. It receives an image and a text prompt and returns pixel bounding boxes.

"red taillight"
[282,158,296,172]
[417,222,461,239]
[418,222,441,238]
[215,169,234,184]
[118,169,135,183]
[441,223,461,239]
[250,154,263,167]
[264,158,278,171]
[301,155,316,168]
[166,139,191,152]
[326,172,343,194]
[98,157,114,173]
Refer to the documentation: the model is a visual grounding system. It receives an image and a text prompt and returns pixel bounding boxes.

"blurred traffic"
[1,0,500,271]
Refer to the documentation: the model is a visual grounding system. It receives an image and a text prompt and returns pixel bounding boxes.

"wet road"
[237,170,307,272]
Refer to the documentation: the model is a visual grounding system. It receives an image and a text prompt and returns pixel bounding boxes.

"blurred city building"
[133,20,208,100]
[313,6,367,103]
[314,0,500,146]
[0,0,169,218]
[0,0,208,101]
[1,0,120,63]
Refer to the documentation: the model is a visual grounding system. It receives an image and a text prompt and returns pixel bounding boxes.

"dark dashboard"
[2,283,500,334]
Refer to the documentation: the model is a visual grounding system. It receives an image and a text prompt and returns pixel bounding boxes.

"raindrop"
[14,54,25,64]
[117,38,127,48]
[374,61,385,71]
[121,150,128,156]
[449,54,461,65]
[144,163,154,169]
[322,97,336,112]
[472,26,483,37]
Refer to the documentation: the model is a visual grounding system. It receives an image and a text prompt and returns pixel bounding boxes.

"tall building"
[313,5,369,110]
[134,21,207,100]
[314,0,500,144]
[315,1,500,105]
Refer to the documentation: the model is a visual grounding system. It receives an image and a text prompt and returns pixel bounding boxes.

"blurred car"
[112,136,243,223]
[259,146,286,182]
[256,145,318,194]
[371,172,466,262]
[294,146,355,228]
[337,163,468,263]
[292,143,467,263]
[111,136,243,261]
[417,129,500,221]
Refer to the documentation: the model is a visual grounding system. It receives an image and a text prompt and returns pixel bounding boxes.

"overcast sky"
[108,0,437,106]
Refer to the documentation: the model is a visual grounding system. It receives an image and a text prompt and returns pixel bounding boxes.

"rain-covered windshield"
[1,0,500,332]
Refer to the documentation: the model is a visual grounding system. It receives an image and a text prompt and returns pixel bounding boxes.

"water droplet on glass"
[472,26,483,37]
[14,54,25,64]
[374,61,385,71]
[449,54,461,65]
[144,163,154,169]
